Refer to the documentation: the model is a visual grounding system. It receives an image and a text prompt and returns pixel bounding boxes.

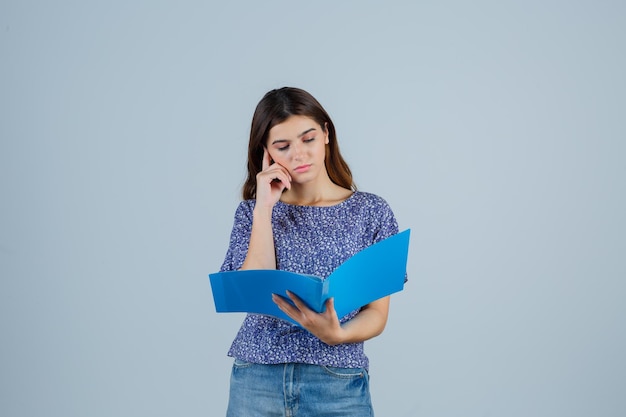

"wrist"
[253,205,274,218]
[322,326,347,346]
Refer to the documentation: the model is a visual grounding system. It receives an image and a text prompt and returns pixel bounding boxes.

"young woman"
[219,87,399,416]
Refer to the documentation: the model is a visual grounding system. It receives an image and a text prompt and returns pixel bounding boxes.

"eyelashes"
[276,137,315,151]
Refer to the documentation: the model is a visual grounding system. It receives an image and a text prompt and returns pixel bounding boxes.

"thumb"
[324,297,336,315]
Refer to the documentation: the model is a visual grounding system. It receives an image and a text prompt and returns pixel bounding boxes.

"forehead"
[268,115,319,139]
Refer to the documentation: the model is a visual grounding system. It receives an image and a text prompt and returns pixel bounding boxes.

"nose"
[291,141,305,161]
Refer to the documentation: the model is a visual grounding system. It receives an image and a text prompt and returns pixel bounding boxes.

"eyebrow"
[271,128,317,145]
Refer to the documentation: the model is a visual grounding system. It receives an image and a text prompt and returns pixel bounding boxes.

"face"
[266,115,329,184]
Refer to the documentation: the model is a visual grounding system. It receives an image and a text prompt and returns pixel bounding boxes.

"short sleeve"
[371,195,406,283]
[371,195,399,244]
[219,200,254,272]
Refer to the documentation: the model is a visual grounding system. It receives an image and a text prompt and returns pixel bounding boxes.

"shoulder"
[233,199,257,212]
[231,199,256,222]
[236,199,256,211]
[350,191,394,210]
[347,191,397,221]
[350,191,399,241]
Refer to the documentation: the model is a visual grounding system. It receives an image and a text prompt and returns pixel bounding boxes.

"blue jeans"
[226,359,374,417]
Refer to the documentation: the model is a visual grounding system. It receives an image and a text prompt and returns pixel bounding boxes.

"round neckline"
[276,190,358,209]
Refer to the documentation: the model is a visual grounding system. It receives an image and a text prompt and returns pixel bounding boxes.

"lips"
[294,164,312,173]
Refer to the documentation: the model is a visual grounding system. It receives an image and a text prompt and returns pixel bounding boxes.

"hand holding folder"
[209,229,410,325]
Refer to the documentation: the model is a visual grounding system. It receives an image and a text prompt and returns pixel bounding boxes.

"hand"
[255,148,291,209]
[272,291,346,346]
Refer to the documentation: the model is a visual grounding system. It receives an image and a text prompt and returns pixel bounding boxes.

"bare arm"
[240,149,290,270]
[339,296,390,343]
[240,206,276,270]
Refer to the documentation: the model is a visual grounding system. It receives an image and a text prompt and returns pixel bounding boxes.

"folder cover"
[209,229,410,325]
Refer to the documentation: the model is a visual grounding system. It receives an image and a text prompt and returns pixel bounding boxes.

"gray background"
[1,1,625,416]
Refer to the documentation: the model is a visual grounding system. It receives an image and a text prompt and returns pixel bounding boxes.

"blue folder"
[209,229,410,325]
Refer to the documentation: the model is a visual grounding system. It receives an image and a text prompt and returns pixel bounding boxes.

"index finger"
[286,291,315,313]
[262,147,271,171]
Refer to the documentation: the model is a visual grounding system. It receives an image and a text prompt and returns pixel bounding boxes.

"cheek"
[319,143,329,159]
[268,150,282,164]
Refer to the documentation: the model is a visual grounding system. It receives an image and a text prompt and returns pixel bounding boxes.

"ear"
[324,122,330,144]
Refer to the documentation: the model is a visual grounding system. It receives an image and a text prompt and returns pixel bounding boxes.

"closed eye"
[276,137,314,151]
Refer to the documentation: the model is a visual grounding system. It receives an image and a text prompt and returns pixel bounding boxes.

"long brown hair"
[242,87,355,200]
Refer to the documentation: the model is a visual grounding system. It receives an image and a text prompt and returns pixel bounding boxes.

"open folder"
[209,229,410,325]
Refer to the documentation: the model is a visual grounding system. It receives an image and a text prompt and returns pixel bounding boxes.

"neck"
[281,177,352,207]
